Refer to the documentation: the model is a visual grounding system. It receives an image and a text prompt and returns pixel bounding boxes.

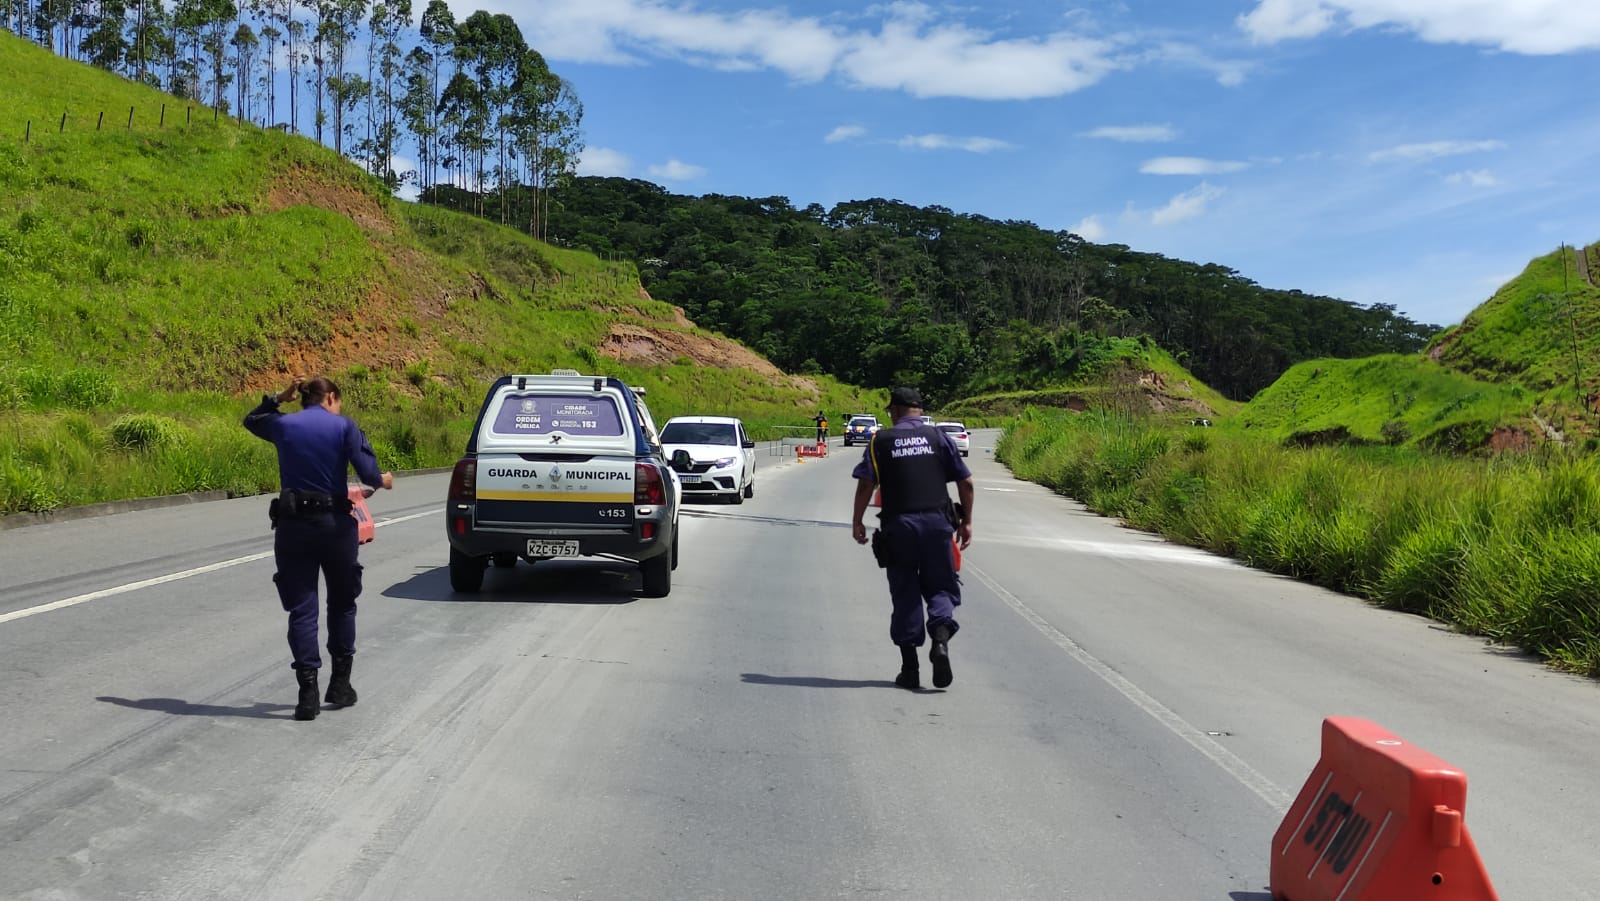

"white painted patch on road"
[968,563,1294,813]
[0,508,441,626]
[984,533,1239,568]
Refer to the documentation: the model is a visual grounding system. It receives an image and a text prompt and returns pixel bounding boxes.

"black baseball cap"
[888,386,924,408]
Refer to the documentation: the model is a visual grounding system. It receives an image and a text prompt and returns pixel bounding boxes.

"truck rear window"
[490,394,624,436]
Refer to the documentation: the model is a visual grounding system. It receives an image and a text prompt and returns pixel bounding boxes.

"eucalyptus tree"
[452,10,524,222]
[79,0,129,71]
[201,0,237,113]
[364,0,409,183]
[229,20,255,121]
[255,20,278,123]
[250,0,302,131]
[436,68,487,204]
[318,0,366,155]
[512,51,583,240]
[123,0,169,85]
[408,0,453,194]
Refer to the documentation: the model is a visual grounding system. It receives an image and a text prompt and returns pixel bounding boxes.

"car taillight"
[958,433,967,439]
[448,458,476,501]
[635,461,663,505]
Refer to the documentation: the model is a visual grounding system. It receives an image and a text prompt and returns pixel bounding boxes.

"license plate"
[527,540,580,557]
[679,474,702,483]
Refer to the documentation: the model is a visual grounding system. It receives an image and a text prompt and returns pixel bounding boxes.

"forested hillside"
[513,178,1441,405]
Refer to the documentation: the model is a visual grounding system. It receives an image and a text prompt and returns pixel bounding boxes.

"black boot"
[294,667,320,721]
[325,655,357,708]
[894,644,920,690]
[929,624,953,689]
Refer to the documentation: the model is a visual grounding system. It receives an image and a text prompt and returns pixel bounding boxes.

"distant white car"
[660,416,757,504]
[936,421,970,456]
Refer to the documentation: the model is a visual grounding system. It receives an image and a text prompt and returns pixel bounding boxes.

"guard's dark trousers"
[881,510,961,647]
[273,513,363,672]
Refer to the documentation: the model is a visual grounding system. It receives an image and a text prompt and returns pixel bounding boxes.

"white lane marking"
[968,563,1294,812]
[985,533,1239,568]
[0,508,442,626]
[982,487,1019,492]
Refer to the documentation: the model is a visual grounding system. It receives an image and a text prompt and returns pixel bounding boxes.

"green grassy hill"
[0,32,880,514]
[1234,245,1600,452]
[944,339,1240,423]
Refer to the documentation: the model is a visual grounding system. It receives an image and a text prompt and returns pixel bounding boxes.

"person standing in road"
[245,376,392,721]
[814,411,829,444]
[851,387,974,690]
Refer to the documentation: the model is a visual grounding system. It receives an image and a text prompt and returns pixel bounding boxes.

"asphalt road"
[2,429,1597,899]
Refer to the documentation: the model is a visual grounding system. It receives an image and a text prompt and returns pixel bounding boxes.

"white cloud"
[1445,169,1499,188]
[578,147,631,177]
[1238,0,1600,54]
[1084,124,1177,143]
[507,0,1126,100]
[646,159,707,181]
[895,134,1015,153]
[825,125,867,143]
[1367,140,1505,163]
[1140,157,1250,175]
[1151,182,1224,226]
[1237,0,1337,43]
[1071,215,1106,241]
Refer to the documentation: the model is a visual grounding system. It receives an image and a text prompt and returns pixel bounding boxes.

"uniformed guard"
[813,411,829,444]
[245,376,392,721]
[851,387,974,690]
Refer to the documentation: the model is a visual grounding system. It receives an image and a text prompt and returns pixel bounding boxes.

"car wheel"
[743,478,754,499]
[491,552,517,568]
[960,450,969,457]
[729,487,744,505]
[670,529,679,571]
[641,550,671,597]
[449,546,487,593]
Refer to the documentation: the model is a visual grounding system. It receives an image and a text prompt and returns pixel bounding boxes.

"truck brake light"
[448,458,476,501]
[635,462,664,505]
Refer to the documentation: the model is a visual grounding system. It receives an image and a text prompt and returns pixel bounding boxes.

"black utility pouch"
[870,528,892,569]
[268,497,281,530]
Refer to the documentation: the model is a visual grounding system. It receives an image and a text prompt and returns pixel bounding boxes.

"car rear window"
[849,417,876,427]
[490,393,624,436]
[661,422,738,445]
[939,424,966,433]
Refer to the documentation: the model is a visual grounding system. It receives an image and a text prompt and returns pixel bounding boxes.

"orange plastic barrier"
[348,485,375,545]
[1270,717,1498,901]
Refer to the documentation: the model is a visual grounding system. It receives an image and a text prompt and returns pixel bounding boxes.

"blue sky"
[460,0,1600,328]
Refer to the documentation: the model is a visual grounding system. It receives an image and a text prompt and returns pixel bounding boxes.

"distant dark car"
[843,415,880,446]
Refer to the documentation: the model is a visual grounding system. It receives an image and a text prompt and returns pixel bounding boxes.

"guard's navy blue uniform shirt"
[851,416,971,484]
[244,397,384,495]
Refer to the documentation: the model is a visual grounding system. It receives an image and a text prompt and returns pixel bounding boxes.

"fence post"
[212,107,218,123]
[160,103,165,127]
[127,106,134,128]
[24,121,29,142]
[59,112,66,132]
[97,111,104,130]
[186,106,191,125]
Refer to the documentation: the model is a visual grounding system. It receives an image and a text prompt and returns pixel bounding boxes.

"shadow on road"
[741,673,935,691]
[96,696,293,719]
[382,558,641,606]
[1228,892,1274,900]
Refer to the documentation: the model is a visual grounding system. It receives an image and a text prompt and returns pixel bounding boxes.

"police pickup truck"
[445,371,680,596]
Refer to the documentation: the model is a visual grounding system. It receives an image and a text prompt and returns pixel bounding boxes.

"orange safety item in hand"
[1270,717,1499,901]
[348,485,376,545]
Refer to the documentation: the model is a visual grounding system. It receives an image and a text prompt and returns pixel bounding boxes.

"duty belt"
[271,489,353,522]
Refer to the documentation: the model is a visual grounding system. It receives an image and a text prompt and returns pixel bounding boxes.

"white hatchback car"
[936,421,970,457]
[660,416,757,504]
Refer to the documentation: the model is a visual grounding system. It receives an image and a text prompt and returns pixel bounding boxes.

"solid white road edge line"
[0,508,442,626]
[967,562,1294,812]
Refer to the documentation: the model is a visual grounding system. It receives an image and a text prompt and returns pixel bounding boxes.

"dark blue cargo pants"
[273,513,362,670]
[881,509,961,647]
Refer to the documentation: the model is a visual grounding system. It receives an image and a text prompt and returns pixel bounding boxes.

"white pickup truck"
[444,371,681,596]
